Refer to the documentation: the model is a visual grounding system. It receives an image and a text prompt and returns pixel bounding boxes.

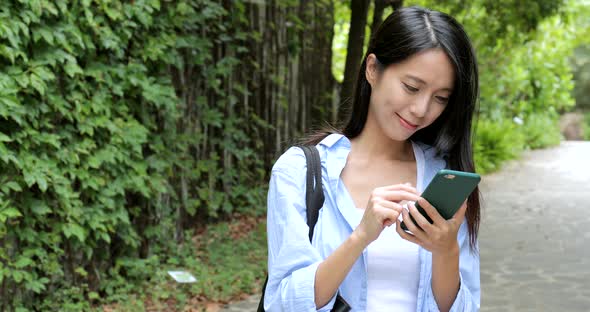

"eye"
[402,83,419,93]
[435,96,449,104]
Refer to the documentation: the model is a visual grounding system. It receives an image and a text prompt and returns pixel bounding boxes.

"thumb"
[383,208,401,227]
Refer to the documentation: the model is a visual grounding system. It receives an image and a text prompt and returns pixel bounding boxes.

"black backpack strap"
[257,276,267,312]
[299,145,325,241]
[300,146,351,311]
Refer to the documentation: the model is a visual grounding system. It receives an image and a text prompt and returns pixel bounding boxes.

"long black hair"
[301,6,481,250]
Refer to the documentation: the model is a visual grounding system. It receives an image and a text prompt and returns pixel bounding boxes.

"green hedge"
[463,1,587,173]
[474,119,525,174]
[0,1,171,309]
[0,1,263,310]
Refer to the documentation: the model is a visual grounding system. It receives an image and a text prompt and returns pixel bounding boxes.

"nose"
[409,95,430,118]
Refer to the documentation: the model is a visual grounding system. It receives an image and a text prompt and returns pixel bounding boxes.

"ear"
[365,53,380,87]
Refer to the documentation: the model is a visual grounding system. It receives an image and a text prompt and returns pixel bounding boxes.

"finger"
[408,202,434,233]
[417,198,445,224]
[378,200,403,213]
[379,184,419,194]
[400,206,426,240]
[451,199,468,223]
[396,218,420,244]
[380,207,401,228]
[380,190,421,203]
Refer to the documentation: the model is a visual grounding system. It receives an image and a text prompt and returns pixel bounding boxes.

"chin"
[386,128,412,142]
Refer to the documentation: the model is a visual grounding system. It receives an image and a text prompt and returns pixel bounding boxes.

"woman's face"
[366,49,455,141]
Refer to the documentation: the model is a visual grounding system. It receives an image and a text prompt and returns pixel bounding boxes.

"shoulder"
[271,146,306,176]
[272,133,345,174]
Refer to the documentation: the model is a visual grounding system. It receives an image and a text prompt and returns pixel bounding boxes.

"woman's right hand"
[353,183,420,246]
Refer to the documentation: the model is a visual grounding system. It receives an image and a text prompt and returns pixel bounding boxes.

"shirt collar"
[321,133,425,230]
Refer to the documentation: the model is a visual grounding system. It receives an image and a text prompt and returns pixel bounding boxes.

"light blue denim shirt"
[264,133,480,312]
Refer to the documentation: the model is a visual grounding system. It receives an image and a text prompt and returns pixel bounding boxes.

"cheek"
[374,83,406,111]
[370,85,389,113]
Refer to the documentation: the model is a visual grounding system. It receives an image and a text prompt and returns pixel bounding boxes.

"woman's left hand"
[396,197,467,256]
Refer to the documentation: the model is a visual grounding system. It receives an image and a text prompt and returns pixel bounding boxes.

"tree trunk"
[243,0,336,163]
[370,1,404,43]
[338,0,371,121]
[167,0,338,229]
[370,0,387,40]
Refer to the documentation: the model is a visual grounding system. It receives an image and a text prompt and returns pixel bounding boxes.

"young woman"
[263,6,481,312]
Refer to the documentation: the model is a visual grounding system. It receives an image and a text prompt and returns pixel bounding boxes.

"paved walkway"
[222,141,590,311]
[479,141,590,311]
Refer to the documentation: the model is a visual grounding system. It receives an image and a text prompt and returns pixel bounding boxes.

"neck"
[349,115,414,164]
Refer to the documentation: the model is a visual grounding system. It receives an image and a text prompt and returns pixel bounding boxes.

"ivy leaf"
[203,108,223,128]
[25,279,47,294]
[3,181,22,192]
[36,27,54,44]
[33,66,55,82]
[0,132,11,142]
[64,60,83,78]
[37,176,48,193]
[99,232,111,244]
[30,200,51,216]
[29,73,46,95]
[0,206,22,222]
[14,257,33,269]
[63,223,87,243]
[1,204,19,217]
[12,270,24,283]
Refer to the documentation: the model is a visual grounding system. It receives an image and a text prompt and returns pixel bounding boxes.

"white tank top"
[357,213,420,311]
[353,141,422,310]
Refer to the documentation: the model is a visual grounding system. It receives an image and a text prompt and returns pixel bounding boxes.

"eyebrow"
[404,74,453,92]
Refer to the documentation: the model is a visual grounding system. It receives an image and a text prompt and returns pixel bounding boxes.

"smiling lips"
[396,113,418,130]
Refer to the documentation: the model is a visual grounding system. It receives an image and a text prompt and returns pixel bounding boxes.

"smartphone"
[401,169,480,231]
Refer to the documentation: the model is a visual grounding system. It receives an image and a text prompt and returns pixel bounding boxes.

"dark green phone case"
[401,169,480,231]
